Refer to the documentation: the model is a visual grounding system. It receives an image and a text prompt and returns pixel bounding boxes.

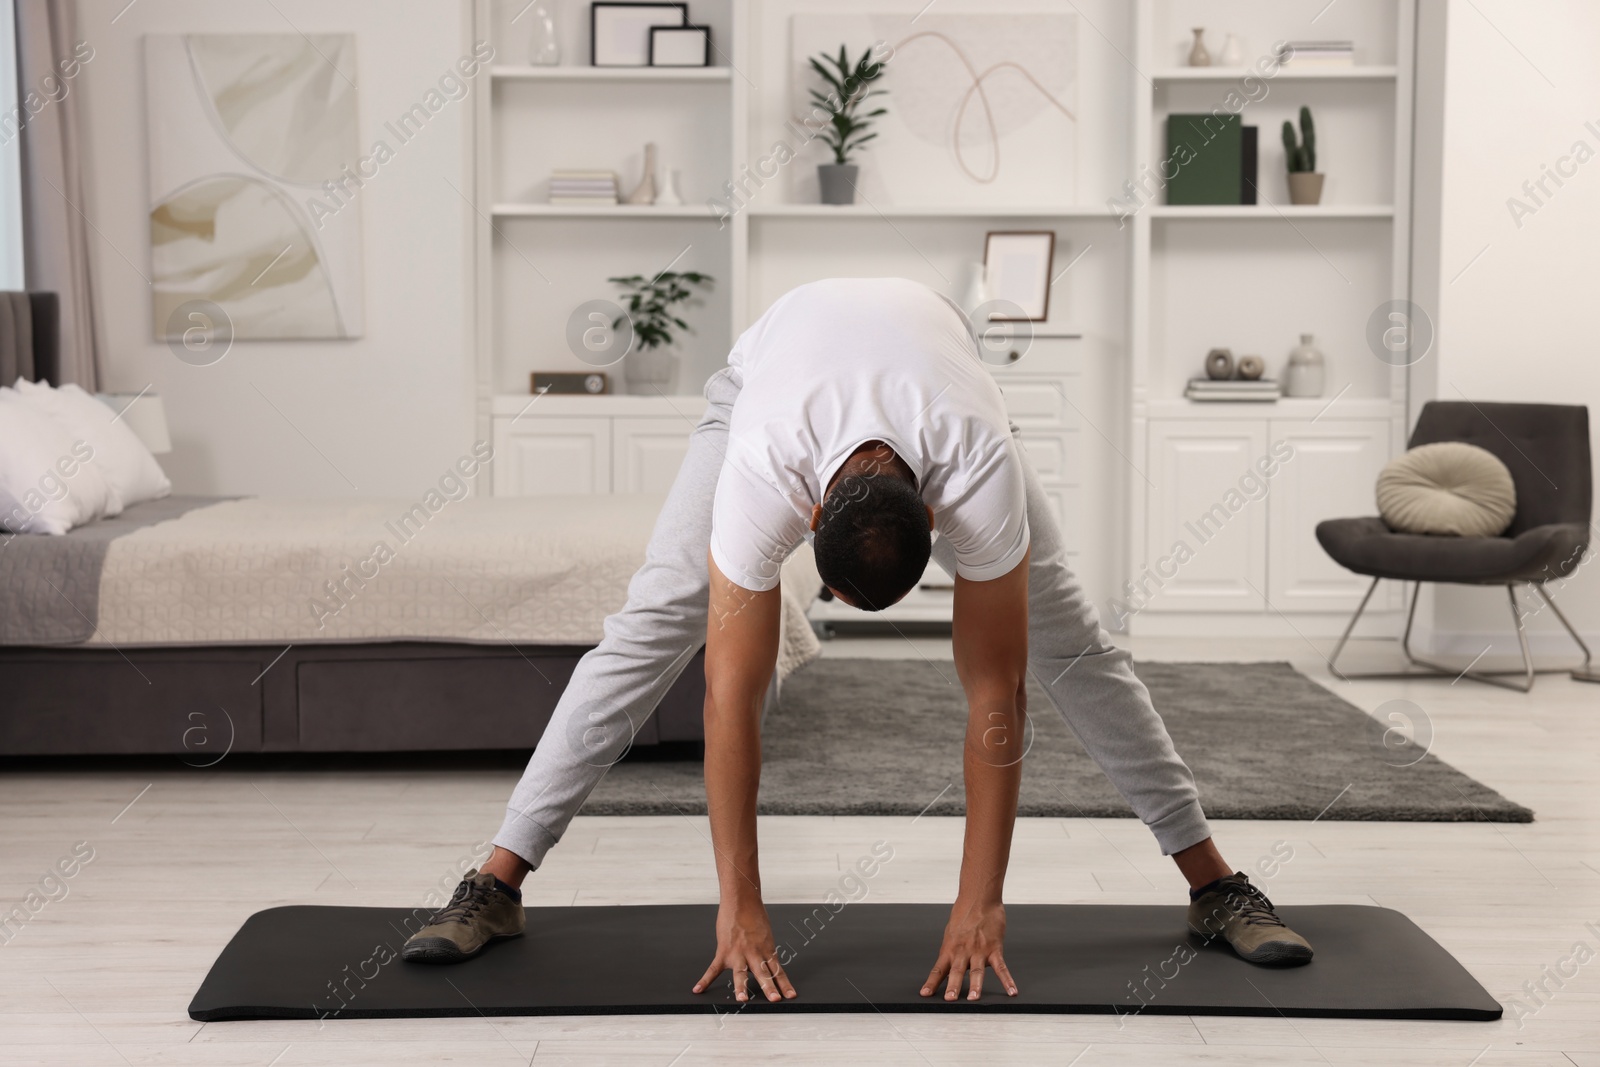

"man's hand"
[921,897,1017,1001]
[697,553,787,1002]
[923,551,1030,1002]
[693,897,797,1002]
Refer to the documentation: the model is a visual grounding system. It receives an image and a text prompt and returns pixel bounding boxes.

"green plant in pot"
[608,271,714,394]
[807,44,888,205]
[1282,106,1323,205]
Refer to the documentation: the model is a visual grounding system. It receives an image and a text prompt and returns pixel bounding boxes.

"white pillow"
[0,388,121,535]
[12,380,171,506]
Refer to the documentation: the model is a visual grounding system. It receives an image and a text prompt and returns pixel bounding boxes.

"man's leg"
[930,429,1220,870]
[488,368,741,878]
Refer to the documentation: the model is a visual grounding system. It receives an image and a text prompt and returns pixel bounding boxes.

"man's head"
[810,443,933,611]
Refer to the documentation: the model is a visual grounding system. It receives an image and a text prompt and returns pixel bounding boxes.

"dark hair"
[813,473,931,612]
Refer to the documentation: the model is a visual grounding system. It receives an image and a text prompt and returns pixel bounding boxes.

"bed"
[3,290,821,756]
[0,492,823,756]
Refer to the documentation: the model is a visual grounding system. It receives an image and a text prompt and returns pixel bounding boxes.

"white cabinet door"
[1268,418,1391,612]
[613,417,695,495]
[1144,420,1268,612]
[492,417,611,496]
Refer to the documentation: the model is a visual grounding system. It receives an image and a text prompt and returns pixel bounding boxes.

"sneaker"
[401,869,525,964]
[1186,872,1313,966]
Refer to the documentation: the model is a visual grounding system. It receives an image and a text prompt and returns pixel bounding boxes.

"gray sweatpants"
[493,367,1211,866]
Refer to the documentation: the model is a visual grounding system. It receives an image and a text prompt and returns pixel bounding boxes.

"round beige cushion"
[1377,442,1517,537]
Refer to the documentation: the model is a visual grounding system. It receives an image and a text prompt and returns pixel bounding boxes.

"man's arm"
[921,551,1030,1001]
[691,552,797,1003]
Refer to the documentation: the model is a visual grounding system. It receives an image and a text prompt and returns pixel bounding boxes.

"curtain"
[14,0,98,389]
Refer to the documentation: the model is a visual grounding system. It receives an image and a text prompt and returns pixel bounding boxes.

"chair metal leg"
[1328,579,1552,692]
[1507,584,1536,692]
[1326,576,1382,680]
[1533,581,1599,683]
[1397,580,1424,666]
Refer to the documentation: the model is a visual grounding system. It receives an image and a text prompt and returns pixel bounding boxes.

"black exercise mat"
[189,903,1501,1021]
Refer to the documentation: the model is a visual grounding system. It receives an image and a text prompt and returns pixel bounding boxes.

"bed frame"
[0,642,706,757]
[2,292,713,758]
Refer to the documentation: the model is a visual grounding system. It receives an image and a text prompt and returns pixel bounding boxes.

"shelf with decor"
[491,203,717,218]
[748,204,1116,219]
[491,65,731,82]
[1148,204,1394,218]
[1127,0,1417,633]
[1150,66,1397,82]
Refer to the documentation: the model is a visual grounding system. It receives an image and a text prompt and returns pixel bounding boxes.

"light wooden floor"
[3,634,1598,1066]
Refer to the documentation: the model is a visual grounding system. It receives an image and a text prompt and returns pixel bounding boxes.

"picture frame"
[590,3,687,67]
[649,25,712,67]
[982,231,1057,321]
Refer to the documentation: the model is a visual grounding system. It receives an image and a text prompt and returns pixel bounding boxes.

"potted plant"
[807,44,888,205]
[1282,106,1323,205]
[608,271,714,394]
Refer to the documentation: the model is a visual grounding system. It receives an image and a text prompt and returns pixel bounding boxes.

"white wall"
[1419,0,1600,649]
[74,0,478,496]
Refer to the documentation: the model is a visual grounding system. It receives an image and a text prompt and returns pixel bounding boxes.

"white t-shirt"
[709,277,1029,593]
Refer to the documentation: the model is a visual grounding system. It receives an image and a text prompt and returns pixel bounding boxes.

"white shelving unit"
[1127,0,1416,634]
[468,0,1420,633]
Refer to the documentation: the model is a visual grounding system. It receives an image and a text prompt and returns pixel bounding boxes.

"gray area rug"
[585,660,1532,823]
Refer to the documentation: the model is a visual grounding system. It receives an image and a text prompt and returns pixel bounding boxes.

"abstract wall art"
[145,34,365,341]
[790,13,1078,206]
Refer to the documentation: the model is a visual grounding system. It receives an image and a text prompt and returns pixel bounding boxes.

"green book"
[1165,113,1243,205]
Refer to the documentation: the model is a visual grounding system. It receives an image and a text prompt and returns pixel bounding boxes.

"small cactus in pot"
[1282,106,1323,205]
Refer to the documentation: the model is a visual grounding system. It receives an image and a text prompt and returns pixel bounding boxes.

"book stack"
[1279,41,1355,68]
[1186,378,1283,402]
[548,170,619,205]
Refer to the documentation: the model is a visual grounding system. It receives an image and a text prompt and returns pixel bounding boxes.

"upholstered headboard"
[0,291,61,385]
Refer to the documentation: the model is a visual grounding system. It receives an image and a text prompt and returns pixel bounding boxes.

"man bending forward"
[402,278,1313,999]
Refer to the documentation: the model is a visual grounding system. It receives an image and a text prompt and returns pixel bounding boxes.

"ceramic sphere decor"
[1205,348,1235,380]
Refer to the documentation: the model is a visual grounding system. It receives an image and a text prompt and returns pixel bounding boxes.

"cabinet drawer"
[613,417,695,495]
[0,653,264,756]
[999,381,1068,428]
[492,416,611,496]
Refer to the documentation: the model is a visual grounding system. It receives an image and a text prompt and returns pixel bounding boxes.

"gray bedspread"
[0,496,219,645]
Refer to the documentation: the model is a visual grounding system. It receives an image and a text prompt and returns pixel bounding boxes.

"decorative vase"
[625,143,657,205]
[1188,28,1211,67]
[527,1,561,66]
[1284,334,1326,397]
[656,167,684,206]
[1218,33,1244,66]
[1287,172,1325,205]
[1205,347,1234,380]
[624,346,679,395]
[817,163,859,205]
[1237,354,1265,380]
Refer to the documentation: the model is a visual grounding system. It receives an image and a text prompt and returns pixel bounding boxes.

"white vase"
[1284,333,1326,397]
[625,143,657,205]
[527,1,561,66]
[656,167,684,206]
[1219,34,1244,66]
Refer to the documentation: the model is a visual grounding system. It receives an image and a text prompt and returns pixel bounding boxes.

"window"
[0,0,24,289]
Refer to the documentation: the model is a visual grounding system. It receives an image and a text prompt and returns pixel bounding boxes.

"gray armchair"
[1318,400,1592,691]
